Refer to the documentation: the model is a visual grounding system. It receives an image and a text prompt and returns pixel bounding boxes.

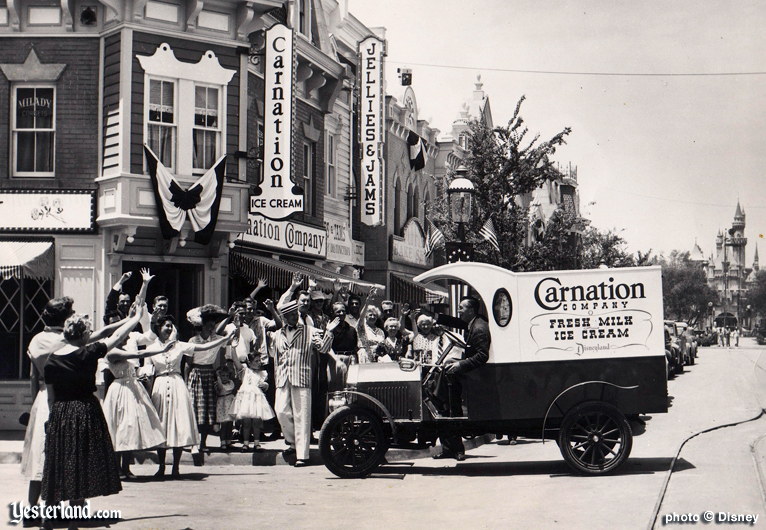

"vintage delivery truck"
[318,263,668,478]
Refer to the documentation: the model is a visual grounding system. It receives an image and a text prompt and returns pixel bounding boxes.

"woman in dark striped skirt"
[186,304,229,462]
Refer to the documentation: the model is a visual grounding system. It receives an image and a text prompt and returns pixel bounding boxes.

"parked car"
[676,322,697,365]
[664,320,684,374]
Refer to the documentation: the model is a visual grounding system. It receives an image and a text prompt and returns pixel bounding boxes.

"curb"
[0,434,498,468]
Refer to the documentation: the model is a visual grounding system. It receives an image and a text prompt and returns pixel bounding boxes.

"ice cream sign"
[413,262,665,364]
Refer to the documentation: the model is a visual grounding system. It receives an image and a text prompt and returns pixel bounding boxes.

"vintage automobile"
[675,321,697,365]
[319,263,668,478]
[663,320,685,374]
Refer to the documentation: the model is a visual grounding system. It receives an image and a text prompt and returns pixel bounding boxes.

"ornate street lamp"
[708,301,714,329]
[446,165,475,242]
[445,165,477,317]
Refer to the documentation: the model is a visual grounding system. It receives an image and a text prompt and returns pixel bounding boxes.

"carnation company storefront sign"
[324,218,364,266]
[358,35,385,226]
[391,218,426,266]
[239,214,326,257]
[0,190,96,232]
[250,23,301,220]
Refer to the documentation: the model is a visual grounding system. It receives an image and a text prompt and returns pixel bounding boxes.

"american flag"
[479,218,500,252]
[425,218,445,258]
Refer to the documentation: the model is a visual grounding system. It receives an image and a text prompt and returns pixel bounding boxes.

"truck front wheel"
[319,406,389,478]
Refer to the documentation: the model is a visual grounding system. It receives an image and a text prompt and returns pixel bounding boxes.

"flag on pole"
[479,218,500,252]
[407,130,428,171]
[425,218,445,258]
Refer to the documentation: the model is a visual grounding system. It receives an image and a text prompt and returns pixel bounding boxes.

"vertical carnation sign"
[250,23,301,220]
[358,36,385,226]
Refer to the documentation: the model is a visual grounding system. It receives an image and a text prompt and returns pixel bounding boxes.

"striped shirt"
[270,324,333,388]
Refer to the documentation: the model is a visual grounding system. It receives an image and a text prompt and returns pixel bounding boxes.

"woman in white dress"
[356,306,385,363]
[145,314,235,478]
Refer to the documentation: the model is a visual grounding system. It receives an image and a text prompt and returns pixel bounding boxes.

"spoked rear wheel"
[319,406,389,478]
[558,402,632,475]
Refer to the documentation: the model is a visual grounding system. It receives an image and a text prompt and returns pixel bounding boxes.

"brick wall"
[0,38,100,190]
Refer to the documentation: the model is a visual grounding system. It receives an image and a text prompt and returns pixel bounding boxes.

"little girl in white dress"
[230,352,274,451]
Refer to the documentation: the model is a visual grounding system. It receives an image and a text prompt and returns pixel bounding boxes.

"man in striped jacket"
[271,300,339,467]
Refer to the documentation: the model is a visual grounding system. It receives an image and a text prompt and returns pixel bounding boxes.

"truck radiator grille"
[364,384,413,419]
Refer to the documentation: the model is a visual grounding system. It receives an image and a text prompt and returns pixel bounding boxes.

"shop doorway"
[120,261,203,340]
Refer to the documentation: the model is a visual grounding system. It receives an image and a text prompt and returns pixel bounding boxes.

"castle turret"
[754,244,760,272]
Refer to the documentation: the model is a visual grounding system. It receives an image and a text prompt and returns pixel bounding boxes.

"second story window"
[303,141,315,216]
[12,85,55,177]
[139,44,236,177]
[193,85,220,171]
[297,0,310,38]
[326,133,336,197]
[147,79,176,168]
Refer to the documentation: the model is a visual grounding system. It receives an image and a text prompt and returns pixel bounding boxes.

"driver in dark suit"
[433,296,491,460]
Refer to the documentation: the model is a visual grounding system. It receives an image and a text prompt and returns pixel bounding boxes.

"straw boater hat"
[309,290,327,301]
[278,300,299,315]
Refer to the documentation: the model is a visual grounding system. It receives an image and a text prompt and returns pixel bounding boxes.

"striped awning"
[229,251,306,292]
[0,240,54,280]
[389,272,448,305]
[282,259,384,296]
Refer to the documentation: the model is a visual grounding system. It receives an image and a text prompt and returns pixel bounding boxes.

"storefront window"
[0,277,51,379]
[12,86,55,177]
[193,85,220,170]
[147,79,176,168]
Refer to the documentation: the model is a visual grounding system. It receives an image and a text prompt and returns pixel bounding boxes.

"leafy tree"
[580,226,637,269]
[427,96,571,270]
[654,251,717,324]
[748,270,766,324]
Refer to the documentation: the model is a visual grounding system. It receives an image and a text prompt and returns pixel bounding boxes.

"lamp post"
[445,165,476,317]
[708,301,714,329]
[447,165,475,244]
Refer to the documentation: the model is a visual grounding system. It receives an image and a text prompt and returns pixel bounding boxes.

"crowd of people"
[19,268,491,528]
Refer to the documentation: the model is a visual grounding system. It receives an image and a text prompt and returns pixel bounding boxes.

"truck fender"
[541,381,638,443]
[337,390,398,441]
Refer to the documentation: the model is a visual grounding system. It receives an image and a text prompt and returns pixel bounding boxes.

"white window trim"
[191,83,223,174]
[326,132,336,198]
[12,83,56,178]
[296,0,312,40]
[138,44,234,176]
[303,141,314,215]
[144,76,178,170]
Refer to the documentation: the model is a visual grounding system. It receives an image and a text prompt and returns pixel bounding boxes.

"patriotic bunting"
[407,130,428,171]
[144,146,227,245]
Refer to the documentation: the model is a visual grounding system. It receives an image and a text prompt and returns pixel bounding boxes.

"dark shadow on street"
[43,514,185,528]
[352,456,690,478]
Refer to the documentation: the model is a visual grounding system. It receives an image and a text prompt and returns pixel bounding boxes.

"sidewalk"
[0,429,495,467]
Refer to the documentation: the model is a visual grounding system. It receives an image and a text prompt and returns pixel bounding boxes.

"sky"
[348,0,766,262]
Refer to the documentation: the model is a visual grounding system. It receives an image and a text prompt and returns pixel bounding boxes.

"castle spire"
[755,244,760,271]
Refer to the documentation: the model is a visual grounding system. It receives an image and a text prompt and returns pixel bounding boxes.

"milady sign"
[250,23,302,220]
[239,214,326,257]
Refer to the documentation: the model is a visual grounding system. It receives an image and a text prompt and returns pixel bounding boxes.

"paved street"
[2,340,765,529]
